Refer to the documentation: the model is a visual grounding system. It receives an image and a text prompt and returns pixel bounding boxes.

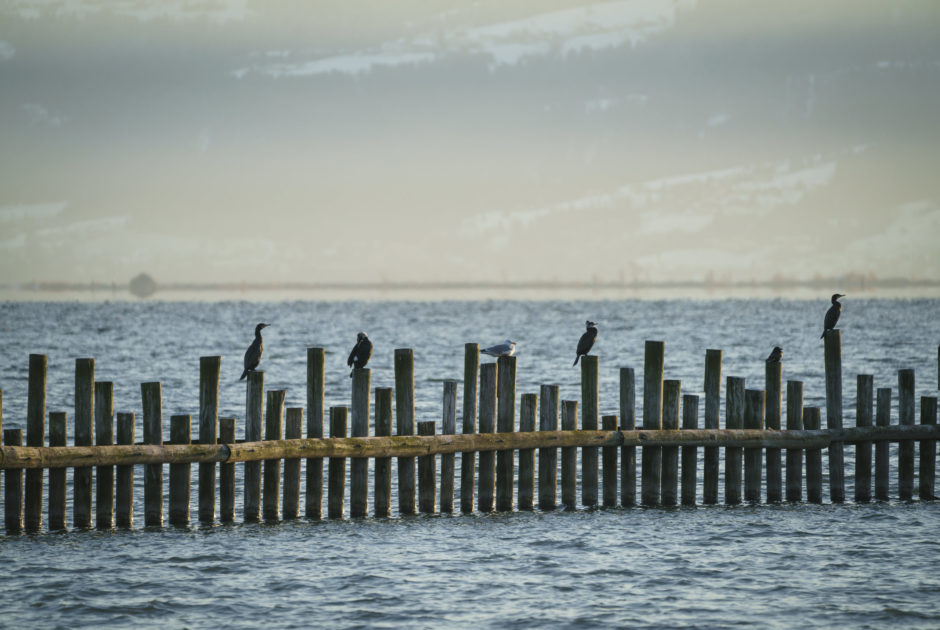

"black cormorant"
[240,323,269,380]
[821,294,845,338]
[573,320,598,366]
[766,346,782,363]
[347,332,373,377]
[481,339,516,357]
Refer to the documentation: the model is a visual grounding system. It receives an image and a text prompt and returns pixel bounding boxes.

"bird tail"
[820,331,825,339]
[349,369,353,378]
[573,356,580,366]
[239,370,248,380]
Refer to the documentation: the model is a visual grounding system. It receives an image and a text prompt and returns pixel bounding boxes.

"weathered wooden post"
[418,421,437,513]
[478,363,497,512]
[785,381,804,502]
[620,368,636,507]
[244,371,264,522]
[744,389,765,503]
[804,407,823,503]
[142,381,163,526]
[169,415,191,526]
[25,354,46,531]
[561,400,578,509]
[95,382,114,529]
[681,394,699,506]
[539,384,560,511]
[0,388,2,434]
[461,343,479,514]
[602,415,618,507]
[4,429,23,533]
[328,407,347,519]
[48,412,68,530]
[661,380,681,506]
[765,360,782,502]
[395,349,416,515]
[642,341,665,506]
[898,369,915,500]
[581,355,599,507]
[306,348,325,520]
[374,388,393,517]
[441,380,458,513]
[351,368,371,518]
[919,396,937,501]
[496,355,516,512]
[219,417,235,522]
[824,330,845,502]
[725,376,745,505]
[875,388,891,500]
[263,389,285,521]
[703,350,722,505]
[199,356,220,524]
[855,375,874,502]
[74,358,94,528]
[116,412,135,527]
[283,407,303,519]
[518,393,537,510]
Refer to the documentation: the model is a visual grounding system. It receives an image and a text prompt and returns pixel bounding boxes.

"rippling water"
[1,298,939,628]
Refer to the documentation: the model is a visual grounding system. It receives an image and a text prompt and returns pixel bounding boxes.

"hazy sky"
[1,0,938,285]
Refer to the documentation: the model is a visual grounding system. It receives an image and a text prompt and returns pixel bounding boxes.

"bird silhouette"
[347,332,373,377]
[481,339,516,357]
[821,294,845,338]
[766,346,782,363]
[240,323,269,380]
[573,320,598,366]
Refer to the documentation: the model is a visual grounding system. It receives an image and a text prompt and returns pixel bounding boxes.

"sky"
[1,0,939,286]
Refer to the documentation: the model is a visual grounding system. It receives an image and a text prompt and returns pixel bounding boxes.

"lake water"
[1,297,939,628]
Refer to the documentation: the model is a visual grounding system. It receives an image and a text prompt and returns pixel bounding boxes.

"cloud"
[0,40,14,60]
[23,103,69,127]
[0,201,67,222]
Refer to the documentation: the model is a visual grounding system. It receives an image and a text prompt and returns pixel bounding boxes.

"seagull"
[573,320,598,366]
[820,294,845,339]
[240,323,269,380]
[481,339,516,357]
[766,346,782,363]
[347,332,373,377]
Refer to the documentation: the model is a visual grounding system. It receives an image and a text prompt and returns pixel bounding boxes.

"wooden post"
[661,379,681,506]
[306,348,325,520]
[25,354,46,531]
[539,384,560,511]
[142,381,163,526]
[48,412,67,530]
[0,388,2,434]
[725,376,745,505]
[518,392,537,510]
[919,396,937,501]
[642,341,665,506]
[418,421,437,513]
[478,363,497,512]
[199,356,220,524]
[898,369,915,500]
[4,429,23,533]
[561,400,578,509]
[765,361,782,502]
[855,375,874,502]
[461,343,479,513]
[395,349,416,515]
[95,382,114,529]
[328,407,347,519]
[219,417,235,522]
[74,358,94,528]
[116,412,135,527]
[350,368,371,518]
[703,349,722,505]
[744,389,765,503]
[785,381,804,502]
[441,380,458,513]
[374,388,393,517]
[602,416,618,507]
[824,330,845,502]
[496,355,516,512]
[620,367,636,507]
[581,355,599,507]
[263,389,285,521]
[804,407,823,503]
[244,371,264,522]
[875,388,891,501]
[681,394,699,506]
[169,415,191,526]
[283,407,303,519]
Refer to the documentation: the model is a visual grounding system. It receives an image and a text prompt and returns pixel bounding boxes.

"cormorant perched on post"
[481,339,516,357]
[240,323,269,380]
[573,320,598,366]
[766,346,782,363]
[347,332,373,377]
[821,294,845,338]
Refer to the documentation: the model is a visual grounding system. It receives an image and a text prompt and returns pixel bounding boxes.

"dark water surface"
[1,298,939,628]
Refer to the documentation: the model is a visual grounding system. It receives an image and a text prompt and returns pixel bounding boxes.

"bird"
[481,339,516,357]
[766,346,782,363]
[240,323,269,380]
[573,320,598,366]
[820,293,845,338]
[347,332,373,377]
